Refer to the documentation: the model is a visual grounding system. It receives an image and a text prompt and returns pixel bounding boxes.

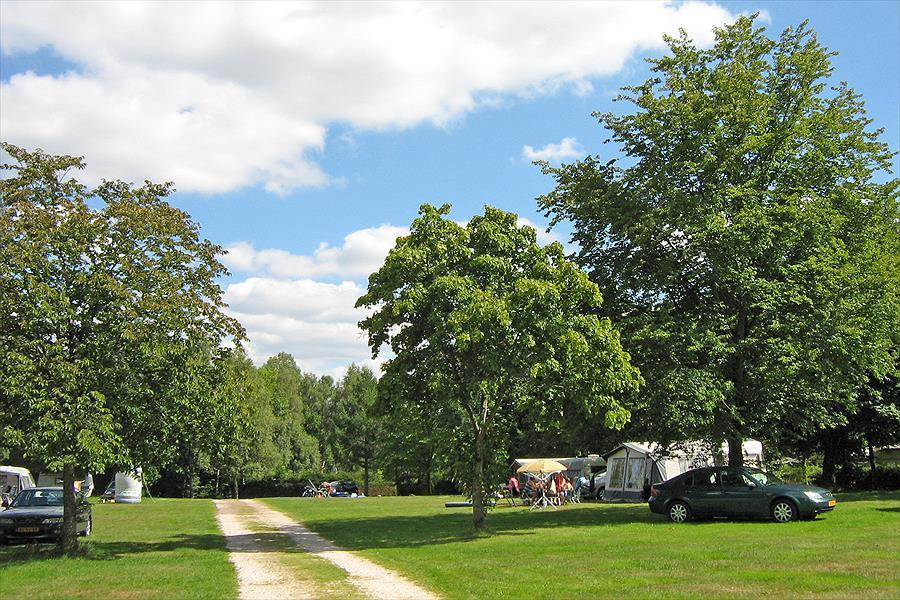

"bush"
[826,464,900,491]
[774,462,822,485]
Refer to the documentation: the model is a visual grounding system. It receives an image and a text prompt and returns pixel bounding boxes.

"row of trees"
[212,353,381,498]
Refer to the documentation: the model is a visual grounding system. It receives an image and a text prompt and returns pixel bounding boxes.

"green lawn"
[1,493,897,599]
[0,499,237,600]
[264,492,900,599]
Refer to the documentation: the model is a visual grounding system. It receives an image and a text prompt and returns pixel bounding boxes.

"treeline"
[149,352,382,498]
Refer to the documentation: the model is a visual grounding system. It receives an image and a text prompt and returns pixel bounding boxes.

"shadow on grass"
[283,503,661,550]
[875,507,900,513]
[0,533,229,565]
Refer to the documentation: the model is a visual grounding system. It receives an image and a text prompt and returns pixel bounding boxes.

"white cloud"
[1,1,735,193]
[221,224,408,279]
[522,137,584,163]
[517,216,563,247]
[224,276,384,376]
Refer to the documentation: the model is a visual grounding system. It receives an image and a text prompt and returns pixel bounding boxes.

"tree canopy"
[538,16,899,463]
[358,204,641,529]
[0,143,243,551]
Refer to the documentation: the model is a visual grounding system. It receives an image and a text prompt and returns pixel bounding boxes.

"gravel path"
[215,500,315,599]
[215,499,439,600]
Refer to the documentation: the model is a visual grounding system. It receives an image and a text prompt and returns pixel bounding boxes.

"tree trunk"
[727,435,744,467]
[363,455,370,497]
[471,428,486,531]
[725,306,748,468]
[233,474,240,500]
[821,430,838,486]
[866,434,877,488]
[214,469,220,497]
[58,462,78,555]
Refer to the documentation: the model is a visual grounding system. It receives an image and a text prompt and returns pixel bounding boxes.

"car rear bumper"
[647,497,667,515]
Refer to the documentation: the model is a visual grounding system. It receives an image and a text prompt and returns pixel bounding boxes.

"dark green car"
[0,487,92,544]
[648,466,836,523]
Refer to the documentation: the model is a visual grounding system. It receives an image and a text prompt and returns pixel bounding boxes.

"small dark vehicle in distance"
[329,480,359,496]
[648,466,836,523]
[0,487,92,544]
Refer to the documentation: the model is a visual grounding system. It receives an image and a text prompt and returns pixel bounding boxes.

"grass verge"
[0,499,236,600]
[264,491,900,599]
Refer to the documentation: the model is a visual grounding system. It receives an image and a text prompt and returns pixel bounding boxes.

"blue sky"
[2,1,897,376]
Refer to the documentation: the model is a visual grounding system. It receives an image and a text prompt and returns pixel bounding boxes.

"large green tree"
[0,144,243,552]
[358,204,641,530]
[258,353,320,476]
[336,364,381,495]
[538,16,898,463]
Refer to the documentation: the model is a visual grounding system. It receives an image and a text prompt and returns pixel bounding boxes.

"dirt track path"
[214,499,438,600]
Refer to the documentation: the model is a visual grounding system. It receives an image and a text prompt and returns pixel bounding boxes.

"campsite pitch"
[264,491,900,599]
[1,492,897,599]
[0,498,236,599]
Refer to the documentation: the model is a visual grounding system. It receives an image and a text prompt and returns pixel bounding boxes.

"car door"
[682,468,723,516]
[719,467,763,516]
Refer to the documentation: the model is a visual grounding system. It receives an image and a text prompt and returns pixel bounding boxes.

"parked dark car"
[0,487,92,544]
[329,480,359,496]
[648,466,836,523]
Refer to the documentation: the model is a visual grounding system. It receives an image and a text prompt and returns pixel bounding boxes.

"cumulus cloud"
[221,224,407,279]
[221,218,574,375]
[522,137,584,163]
[223,276,381,375]
[517,216,564,247]
[1,1,734,193]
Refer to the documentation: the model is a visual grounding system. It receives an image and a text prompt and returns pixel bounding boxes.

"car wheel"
[80,517,92,537]
[772,499,798,523]
[668,500,691,523]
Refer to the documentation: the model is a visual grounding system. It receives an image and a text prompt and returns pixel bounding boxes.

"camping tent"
[115,471,143,503]
[0,466,36,497]
[602,440,765,502]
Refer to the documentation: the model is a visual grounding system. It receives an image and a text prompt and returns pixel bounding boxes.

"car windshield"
[743,468,783,486]
[10,489,65,508]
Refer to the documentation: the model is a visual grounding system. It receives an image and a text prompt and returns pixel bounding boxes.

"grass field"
[0,499,236,600]
[265,491,900,599]
[1,492,897,599]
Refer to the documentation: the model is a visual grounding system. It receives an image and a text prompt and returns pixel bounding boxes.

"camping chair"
[570,485,582,504]
[499,485,517,507]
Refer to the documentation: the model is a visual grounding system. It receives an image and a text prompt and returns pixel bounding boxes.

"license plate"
[828,499,836,507]
[16,527,39,533]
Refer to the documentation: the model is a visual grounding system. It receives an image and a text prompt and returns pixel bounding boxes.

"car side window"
[691,470,718,487]
[720,468,747,487]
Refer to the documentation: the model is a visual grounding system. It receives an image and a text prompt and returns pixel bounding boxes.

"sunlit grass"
[264,491,900,599]
[0,499,237,600]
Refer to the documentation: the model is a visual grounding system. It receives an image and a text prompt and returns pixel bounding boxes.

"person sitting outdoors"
[522,477,535,504]
[561,476,575,502]
[507,474,520,498]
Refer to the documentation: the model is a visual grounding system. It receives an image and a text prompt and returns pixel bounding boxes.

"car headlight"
[41,517,64,524]
[0,518,13,525]
[803,491,824,501]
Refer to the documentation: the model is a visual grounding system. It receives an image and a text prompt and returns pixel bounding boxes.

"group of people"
[507,472,578,505]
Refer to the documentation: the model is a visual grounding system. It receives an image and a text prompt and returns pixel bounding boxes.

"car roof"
[26,487,64,491]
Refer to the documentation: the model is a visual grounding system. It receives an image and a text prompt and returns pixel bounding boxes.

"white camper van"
[1,466,36,509]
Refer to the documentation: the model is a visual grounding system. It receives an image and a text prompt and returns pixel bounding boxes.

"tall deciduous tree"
[538,16,898,463]
[0,144,243,552]
[358,204,641,530]
[337,364,381,495]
